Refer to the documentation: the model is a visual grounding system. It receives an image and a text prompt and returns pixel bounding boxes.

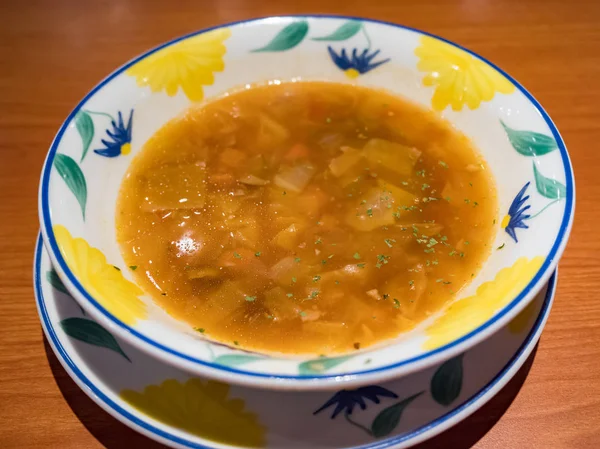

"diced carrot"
[284,143,310,161]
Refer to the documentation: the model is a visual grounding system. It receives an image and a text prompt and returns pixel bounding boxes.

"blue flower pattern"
[327,47,390,78]
[503,182,532,243]
[313,385,398,418]
[94,110,134,158]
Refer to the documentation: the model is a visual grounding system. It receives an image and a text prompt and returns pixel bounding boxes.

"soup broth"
[116,82,497,355]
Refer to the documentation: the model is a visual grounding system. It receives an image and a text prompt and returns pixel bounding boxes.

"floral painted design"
[424,256,544,350]
[415,36,515,111]
[499,122,567,243]
[328,47,390,79]
[313,386,423,438]
[251,20,390,78]
[502,182,532,243]
[94,110,134,157]
[53,225,146,325]
[121,379,266,447]
[127,29,231,102]
[313,386,398,418]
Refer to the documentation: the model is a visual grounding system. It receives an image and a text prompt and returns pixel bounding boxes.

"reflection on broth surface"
[116,82,497,355]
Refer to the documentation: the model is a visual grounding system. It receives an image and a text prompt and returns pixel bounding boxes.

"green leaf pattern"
[60,318,130,362]
[430,354,464,406]
[298,355,351,375]
[370,392,424,438]
[311,21,362,41]
[53,154,88,220]
[213,354,263,367]
[501,121,557,157]
[251,21,309,52]
[533,163,567,199]
[75,111,95,162]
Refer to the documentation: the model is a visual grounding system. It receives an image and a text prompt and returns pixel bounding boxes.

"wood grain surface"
[1,0,599,447]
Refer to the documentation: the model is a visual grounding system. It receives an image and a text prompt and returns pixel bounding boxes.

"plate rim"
[34,234,557,449]
[38,14,574,387]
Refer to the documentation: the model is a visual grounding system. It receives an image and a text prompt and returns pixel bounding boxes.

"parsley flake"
[245,296,256,302]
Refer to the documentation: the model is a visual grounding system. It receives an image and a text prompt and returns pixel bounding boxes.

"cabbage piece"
[263,287,302,322]
[363,138,421,177]
[274,164,315,193]
[272,222,305,251]
[329,147,363,177]
[345,187,396,232]
[256,113,290,150]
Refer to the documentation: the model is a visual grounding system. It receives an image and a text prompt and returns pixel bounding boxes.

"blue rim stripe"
[35,236,556,449]
[39,14,574,382]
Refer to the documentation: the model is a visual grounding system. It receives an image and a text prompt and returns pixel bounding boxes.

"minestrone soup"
[116,81,497,355]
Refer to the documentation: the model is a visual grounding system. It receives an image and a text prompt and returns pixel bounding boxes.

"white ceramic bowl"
[38,15,574,390]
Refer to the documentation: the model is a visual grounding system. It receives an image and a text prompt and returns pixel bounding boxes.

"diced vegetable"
[345,187,396,232]
[238,174,270,186]
[284,143,310,161]
[263,287,301,322]
[186,266,221,280]
[274,164,315,193]
[329,147,363,177]
[256,113,289,150]
[377,180,416,207]
[272,223,303,251]
[363,138,421,177]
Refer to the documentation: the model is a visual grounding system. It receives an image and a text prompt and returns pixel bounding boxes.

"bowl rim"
[38,14,575,390]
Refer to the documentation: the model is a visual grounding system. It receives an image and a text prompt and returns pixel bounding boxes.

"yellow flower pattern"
[53,225,146,325]
[121,379,266,447]
[424,256,544,349]
[415,36,515,111]
[127,29,231,102]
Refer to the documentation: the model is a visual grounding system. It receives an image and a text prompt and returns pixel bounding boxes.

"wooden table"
[1,0,599,447]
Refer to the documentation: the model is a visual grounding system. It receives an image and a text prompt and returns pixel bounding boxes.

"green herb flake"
[366,208,373,217]
[439,161,448,169]
[464,241,470,245]
[432,259,438,265]
[424,248,435,254]
[384,238,396,248]
[464,199,470,204]
[335,280,340,285]
[113,265,121,271]
[383,293,389,299]
[326,117,332,124]
[313,275,321,282]
[233,341,239,346]
[497,243,506,250]
[233,252,242,259]
[353,252,361,260]
[422,183,430,191]
[469,182,473,187]
[291,276,297,283]
[361,199,367,204]
[286,293,293,298]
[408,280,414,286]
[310,290,320,299]
[393,298,400,308]
[393,211,401,219]
[245,296,256,302]
[427,238,439,247]
[283,191,287,196]
[445,196,451,202]
[254,251,261,257]
[357,263,366,268]
[449,250,456,256]
[443,281,452,285]
[401,181,409,186]
[294,257,301,263]
[493,218,497,224]
[194,327,205,333]
[161,292,167,296]
[299,311,307,318]
[129,265,137,271]
[314,238,322,245]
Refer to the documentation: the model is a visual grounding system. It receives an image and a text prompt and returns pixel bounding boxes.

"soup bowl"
[38,15,574,390]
